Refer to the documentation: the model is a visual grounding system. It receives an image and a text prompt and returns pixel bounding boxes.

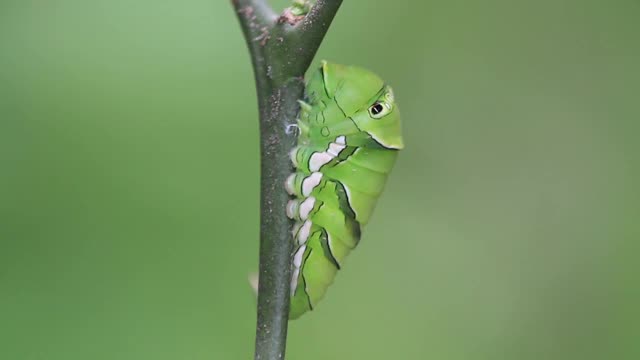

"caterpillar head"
[319,61,404,149]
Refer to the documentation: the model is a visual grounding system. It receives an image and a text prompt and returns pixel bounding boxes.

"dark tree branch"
[233,0,278,109]
[285,0,344,73]
[231,1,343,360]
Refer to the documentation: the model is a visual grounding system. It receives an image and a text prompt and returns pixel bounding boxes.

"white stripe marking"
[368,132,402,149]
[335,135,346,145]
[327,233,341,267]
[291,268,300,294]
[286,200,298,219]
[327,142,346,157]
[293,245,306,268]
[299,197,316,220]
[289,147,299,167]
[309,152,333,171]
[285,173,297,195]
[291,221,302,237]
[341,183,357,219]
[302,172,323,196]
[297,220,312,245]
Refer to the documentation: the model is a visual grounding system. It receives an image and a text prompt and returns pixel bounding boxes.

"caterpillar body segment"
[287,61,403,319]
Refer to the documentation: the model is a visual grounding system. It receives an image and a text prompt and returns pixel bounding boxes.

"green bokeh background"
[1,1,638,359]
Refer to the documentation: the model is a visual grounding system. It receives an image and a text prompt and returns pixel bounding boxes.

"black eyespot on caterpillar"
[368,102,391,119]
[370,103,384,115]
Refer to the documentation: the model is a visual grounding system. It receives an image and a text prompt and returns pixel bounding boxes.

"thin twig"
[231,1,343,360]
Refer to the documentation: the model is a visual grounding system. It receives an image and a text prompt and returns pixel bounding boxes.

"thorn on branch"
[253,26,271,46]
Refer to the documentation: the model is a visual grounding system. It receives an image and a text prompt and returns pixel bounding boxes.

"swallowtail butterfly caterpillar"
[285,61,403,319]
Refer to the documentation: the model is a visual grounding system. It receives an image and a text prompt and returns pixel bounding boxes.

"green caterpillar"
[286,61,403,319]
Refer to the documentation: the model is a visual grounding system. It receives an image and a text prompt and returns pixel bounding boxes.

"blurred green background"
[1,0,638,359]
